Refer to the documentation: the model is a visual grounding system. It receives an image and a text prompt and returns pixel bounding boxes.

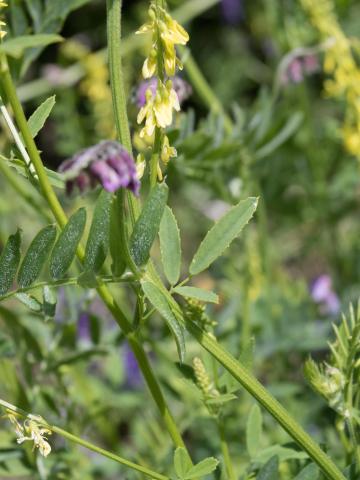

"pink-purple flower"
[281,54,320,85]
[310,274,340,316]
[59,141,140,196]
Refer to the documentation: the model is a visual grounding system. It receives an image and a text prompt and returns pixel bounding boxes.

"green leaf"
[257,456,279,480]
[205,392,237,405]
[15,293,42,312]
[174,447,192,479]
[294,464,319,480]
[142,280,185,361]
[50,208,86,279]
[189,197,258,275]
[254,446,308,464]
[159,206,181,285]
[28,95,56,138]
[185,457,219,479]
[130,183,169,266]
[0,230,21,296]
[109,194,126,276]
[17,225,56,287]
[42,286,57,319]
[173,286,218,304]
[246,404,263,458]
[84,190,112,273]
[0,34,63,58]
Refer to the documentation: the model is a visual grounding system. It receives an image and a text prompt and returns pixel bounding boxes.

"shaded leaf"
[173,286,218,304]
[50,208,86,279]
[142,280,185,361]
[17,225,56,287]
[130,183,168,266]
[294,464,319,480]
[190,197,258,275]
[84,190,112,273]
[42,286,57,319]
[159,206,181,285]
[246,404,263,458]
[257,456,279,480]
[0,34,63,57]
[0,230,21,296]
[28,95,56,138]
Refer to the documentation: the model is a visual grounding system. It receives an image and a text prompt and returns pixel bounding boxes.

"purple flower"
[221,0,244,24]
[310,274,340,316]
[123,343,142,388]
[78,311,90,341]
[59,141,140,196]
[135,76,192,108]
[281,54,320,86]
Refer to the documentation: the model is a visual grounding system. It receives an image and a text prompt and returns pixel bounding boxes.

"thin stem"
[0,399,169,480]
[217,420,236,480]
[0,274,135,303]
[185,319,346,480]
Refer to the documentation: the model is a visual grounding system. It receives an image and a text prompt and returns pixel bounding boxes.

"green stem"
[179,47,233,134]
[185,319,346,480]
[0,53,185,453]
[217,420,236,480]
[0,273,135,303]
[0,399,169,480]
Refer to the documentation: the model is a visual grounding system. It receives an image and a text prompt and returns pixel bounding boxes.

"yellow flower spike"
[137,89,157,138]
[142,48,158,79]
[161,11,189,46]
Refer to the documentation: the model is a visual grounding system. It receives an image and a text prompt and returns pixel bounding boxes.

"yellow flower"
[136,153,146,179]
[161,134,177,164]
[137,89,157,138]
[142,48,157,79]
[153,80,180,129]
[161,12,189,46]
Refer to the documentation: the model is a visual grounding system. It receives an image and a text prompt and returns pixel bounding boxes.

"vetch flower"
[59,141,140,196]
[310,274,340,315]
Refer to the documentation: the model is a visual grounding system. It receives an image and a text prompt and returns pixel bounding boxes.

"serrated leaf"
[50,208,86,279]
[109,193,126,276]
[0,34,63,58]
[15,293,42,312]
[185,457,219,479]
[17,225,56,287]
[84,190,112,273]
[28,96,56,138]
[142,280,185,361]
[294,464,319,480]
[130,183,168,266]
[174,447,192,478]
[173,286,218,304]
[159,206,181,285]
[246,404,263,458]
[257,456,279,480]
[190,197,258,275]
[0,230,21,296]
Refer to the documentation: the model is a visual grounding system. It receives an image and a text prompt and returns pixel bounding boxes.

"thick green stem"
[186,319,346,480]
[0,399,168,480]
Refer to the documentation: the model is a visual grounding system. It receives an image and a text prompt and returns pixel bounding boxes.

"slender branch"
[0,273,135,303]
[0,399,169,480]
[217,420,236,480]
